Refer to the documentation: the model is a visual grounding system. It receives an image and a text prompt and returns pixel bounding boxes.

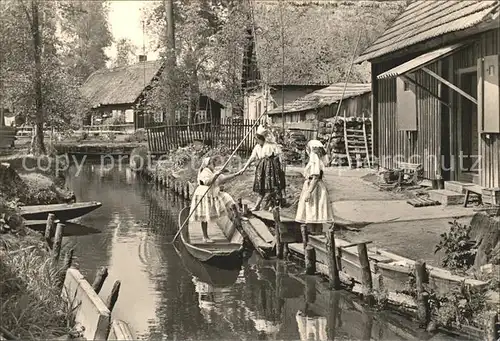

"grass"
[0,229,75,339]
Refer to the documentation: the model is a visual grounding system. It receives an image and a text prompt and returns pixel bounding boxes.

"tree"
[113,38,138,67]
[0,0,90,155]
[59,0,113,81]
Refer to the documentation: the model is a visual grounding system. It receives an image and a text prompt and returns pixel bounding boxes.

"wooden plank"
[422,67,477,105]
[248,217,274,244]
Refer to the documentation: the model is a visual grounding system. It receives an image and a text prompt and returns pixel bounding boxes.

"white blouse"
[197,168,220,196]
[250,142,282,160]
[303,153,324,179]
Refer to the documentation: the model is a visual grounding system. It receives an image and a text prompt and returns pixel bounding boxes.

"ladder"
[343,111,371,168]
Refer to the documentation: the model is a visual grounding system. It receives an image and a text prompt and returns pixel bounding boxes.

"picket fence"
[146,119,266,155]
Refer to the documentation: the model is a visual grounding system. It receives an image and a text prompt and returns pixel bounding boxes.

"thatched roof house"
[81,60,163,110]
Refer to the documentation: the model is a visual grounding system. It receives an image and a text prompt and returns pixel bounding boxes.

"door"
[458,72,479,183]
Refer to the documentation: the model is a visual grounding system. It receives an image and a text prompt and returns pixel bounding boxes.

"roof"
[377,43,467,79]
[355,1,500,63]
[267,83,371,115]
[80,60,164,108]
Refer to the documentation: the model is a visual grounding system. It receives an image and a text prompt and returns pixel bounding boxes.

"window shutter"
[480,55,500,133]
[396,76,417,131]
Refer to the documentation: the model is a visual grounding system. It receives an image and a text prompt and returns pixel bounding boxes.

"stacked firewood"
[316,116,372,167]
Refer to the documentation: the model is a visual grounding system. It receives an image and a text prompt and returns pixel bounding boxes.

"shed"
[356,0,500,190]
[267,83,371,125]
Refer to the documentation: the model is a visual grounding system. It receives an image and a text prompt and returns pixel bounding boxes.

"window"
[403,80,410,91]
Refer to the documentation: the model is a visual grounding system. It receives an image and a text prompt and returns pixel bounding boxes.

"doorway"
[458,71,479,183]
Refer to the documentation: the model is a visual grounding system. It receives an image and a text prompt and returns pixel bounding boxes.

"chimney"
[138,55,147,62]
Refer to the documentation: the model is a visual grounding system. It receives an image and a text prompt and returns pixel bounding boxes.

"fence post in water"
[44,213,56,248]
[326,227,341,290]
[106,280,121,313]
[305,246,316,275]
[357,242,374,305]
[92,267,109,294]
[52,223,65,261]
[415,260,430,326]
[300,224,308,254]
[272,207,284,259]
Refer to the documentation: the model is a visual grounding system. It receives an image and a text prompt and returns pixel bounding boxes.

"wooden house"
[243,82,329,121]
[80,57,223,129]
[266,83,371,125]
[355,1,500,192]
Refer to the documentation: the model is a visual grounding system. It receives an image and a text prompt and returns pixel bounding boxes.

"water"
[63,163,455,340]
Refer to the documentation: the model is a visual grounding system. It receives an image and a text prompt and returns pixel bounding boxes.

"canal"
[63,162,459,340]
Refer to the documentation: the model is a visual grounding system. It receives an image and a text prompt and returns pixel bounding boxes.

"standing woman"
[295,140,334,234]
[238,125,286,211]
[190,157,240,243]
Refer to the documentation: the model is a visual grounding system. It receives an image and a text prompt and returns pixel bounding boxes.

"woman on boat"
[295,140,334,234]
[190,156,241,243]
[237,125,286,211]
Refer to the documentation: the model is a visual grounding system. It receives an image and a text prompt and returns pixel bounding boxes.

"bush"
[435,220,477,272]
[124,128,147,143]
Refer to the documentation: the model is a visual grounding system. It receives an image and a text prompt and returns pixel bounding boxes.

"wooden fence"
[146,119,265,155]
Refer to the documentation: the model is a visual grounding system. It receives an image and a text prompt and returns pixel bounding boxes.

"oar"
[170,113,268,244]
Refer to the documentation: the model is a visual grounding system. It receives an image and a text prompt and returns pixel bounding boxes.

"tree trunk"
[164,0,176,123]
[31,0,46,155]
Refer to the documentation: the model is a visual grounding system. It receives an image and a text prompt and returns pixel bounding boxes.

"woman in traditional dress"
[238,125,286,211]
[190,157,240,243]
[295,140,334,234]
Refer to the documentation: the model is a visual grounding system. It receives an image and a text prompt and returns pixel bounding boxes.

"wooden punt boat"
[178,206,244,269]
[174,239,241,287]
[19,201,102,221]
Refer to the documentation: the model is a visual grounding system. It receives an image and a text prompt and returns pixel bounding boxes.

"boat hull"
[178,207,244,270]
[20,201,102,221]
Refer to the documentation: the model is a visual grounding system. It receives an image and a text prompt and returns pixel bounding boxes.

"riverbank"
[0,158,78,340]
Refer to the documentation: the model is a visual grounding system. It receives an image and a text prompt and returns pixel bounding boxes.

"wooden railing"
[146,118,266,155]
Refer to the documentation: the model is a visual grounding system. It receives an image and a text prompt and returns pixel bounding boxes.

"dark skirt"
[253,155,286,196]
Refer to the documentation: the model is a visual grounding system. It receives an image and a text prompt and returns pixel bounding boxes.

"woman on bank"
[238,125,286,211]
[190,156,241,243]
[295,140,334,234]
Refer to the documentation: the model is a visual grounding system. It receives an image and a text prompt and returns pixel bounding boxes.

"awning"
[377,43,467,79]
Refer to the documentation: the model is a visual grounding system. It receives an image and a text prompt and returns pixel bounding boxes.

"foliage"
[435,220,477,272]
[432,284,487,329]
[58,0,113,81]
[0,0,92,154]
[125,128,148,143]
[113,38,138,67]
[0,232,76,339]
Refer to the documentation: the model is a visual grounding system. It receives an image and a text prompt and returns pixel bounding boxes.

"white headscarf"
[198,157,211,178]
[306,140,329,165]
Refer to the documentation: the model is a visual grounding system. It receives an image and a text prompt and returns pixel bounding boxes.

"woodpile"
[316,116,372,167]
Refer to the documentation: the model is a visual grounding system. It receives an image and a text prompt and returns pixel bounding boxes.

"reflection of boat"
[24,220,101,237]
[178,207,244,269]
[174,239,241,287]
[20,201,102,221]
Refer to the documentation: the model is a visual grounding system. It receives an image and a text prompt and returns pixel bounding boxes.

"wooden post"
[52,223,64,261]
[485,311,498,341]
[305,276,316,304]
[242,204,249,216]
[305,246,316,275]
[92,267,109,294]
[300,224,308,253]
[283,243,290,260]
[357,242,374,305]
[106,280,121,313]
[273,207,284,259]
[415,260,430,326]
[326,227,341,290]
[44,213,56,248]
[185,182,190,199]
[238,198,243,210]
[166,175,170,188]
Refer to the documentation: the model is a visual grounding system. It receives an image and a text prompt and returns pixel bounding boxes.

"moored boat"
[178,206,244,269]
[19,201,102,221]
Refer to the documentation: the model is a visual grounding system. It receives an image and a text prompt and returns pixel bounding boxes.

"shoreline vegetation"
[0,158,76,340]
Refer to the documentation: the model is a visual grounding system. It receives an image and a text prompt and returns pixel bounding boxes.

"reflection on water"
[64,163,458,340]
